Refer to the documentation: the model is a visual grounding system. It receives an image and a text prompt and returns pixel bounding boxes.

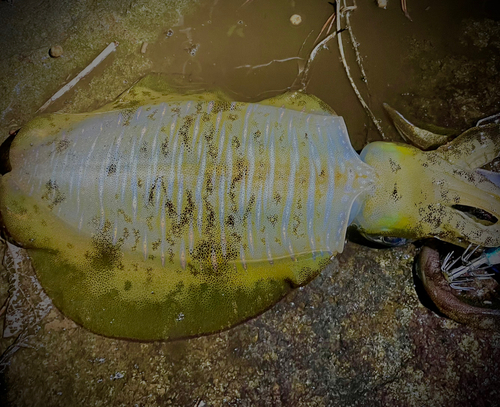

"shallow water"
[146,0,499,149]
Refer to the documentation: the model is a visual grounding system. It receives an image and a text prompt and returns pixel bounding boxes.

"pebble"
[377,0,388,8]
[290,14,302,26]
[49,45,63,58]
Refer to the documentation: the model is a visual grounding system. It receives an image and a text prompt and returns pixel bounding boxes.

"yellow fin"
[259,91,336,115]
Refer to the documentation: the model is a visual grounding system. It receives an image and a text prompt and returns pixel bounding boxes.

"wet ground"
[0,0,500,406]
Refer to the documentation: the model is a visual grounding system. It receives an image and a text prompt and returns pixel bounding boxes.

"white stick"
[346,11,369,93]
[296,30,338,90]
[235,57,303,70]
[337,1,386,139]
[37,41,118,113]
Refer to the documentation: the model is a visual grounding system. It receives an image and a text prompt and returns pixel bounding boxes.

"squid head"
[353,105,500,248]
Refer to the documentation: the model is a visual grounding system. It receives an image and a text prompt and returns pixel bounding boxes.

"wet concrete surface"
[1,0,500,406]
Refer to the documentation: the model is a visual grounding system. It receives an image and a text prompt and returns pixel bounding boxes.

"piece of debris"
[37,41,118,113]
[290,14,302,25]
[376,0,388,8]
[313,4,336,45]
[401,0,412,20]
[235,57,303,71]
[110,372,125,380]
[140,42,148,54]
[49,45,63,58]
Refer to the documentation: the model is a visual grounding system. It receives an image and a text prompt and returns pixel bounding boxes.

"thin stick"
[296,30,338,90]
[345,11,369,94]
[313,12,336,46]
[293,5,337,89]
[326,10,337,35]
[235,57,304,70]
[401,0,412,21]
[37,41,118,113]
[337,1,386,139]
[295,30,314,77]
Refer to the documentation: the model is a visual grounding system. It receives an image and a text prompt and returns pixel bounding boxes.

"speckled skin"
[355,125,500,247]
[0,75,499,340]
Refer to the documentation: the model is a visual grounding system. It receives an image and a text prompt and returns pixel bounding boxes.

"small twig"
[298,30,314,56]
[295,30,315,76]
[345,10,370,95]
[295,30,338,90]
[401,0,412,21]
[313,12,336,46]
[327,11,337,35]
[235,57,304,71]
[337,0,386,139]
[37,41,118,113]
[476,112,500,126]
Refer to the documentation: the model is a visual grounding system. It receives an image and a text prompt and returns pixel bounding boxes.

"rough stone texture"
[1,241,499,407]
[401,19,500,131]
[1,0,500,406]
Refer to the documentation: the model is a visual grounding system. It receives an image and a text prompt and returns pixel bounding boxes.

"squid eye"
[346,226,411,248]
[361,234,410,247]
[452,204,498,225]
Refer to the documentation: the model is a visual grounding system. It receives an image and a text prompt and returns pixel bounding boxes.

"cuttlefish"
[0,75,498,340]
